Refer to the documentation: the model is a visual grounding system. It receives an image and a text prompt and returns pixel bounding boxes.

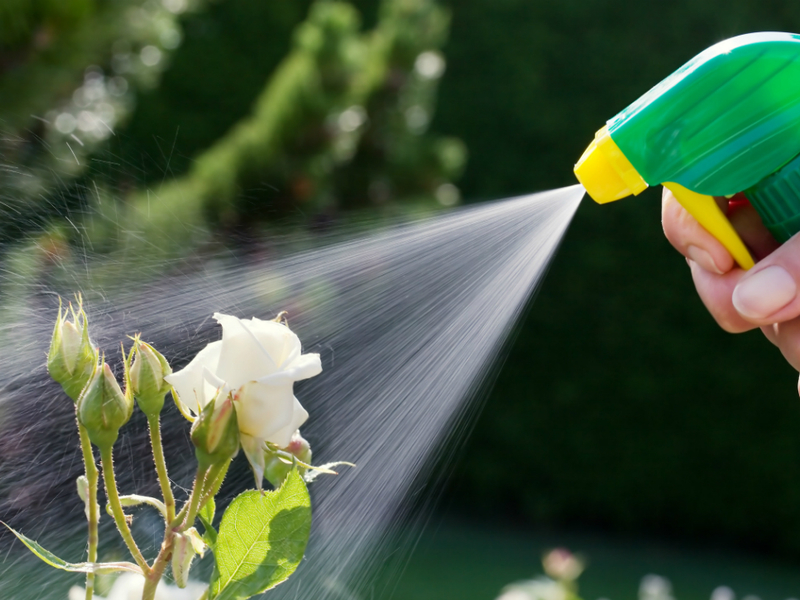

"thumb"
[732,232,800,325]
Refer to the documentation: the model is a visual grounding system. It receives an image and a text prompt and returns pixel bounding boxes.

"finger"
[731,231,800,325]
[726,198,780,261]
[688,259,756,333]
[769,318,800,372]
[662,187,734,274]
[761,323,779,346]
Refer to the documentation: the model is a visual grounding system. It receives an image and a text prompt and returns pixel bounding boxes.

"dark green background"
[112,0,800,556]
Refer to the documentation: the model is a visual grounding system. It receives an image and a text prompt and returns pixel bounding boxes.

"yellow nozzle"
[574,126,648,203]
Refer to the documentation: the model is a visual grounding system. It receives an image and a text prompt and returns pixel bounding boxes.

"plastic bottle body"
[609,32,800,197]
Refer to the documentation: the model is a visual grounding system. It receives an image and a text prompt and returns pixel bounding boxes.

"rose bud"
[264,430,312,488]
[542,548,584,581]
[190,394,240,468]
[130,339,172,417]
[47,299,98,402]
[77,361,134,449]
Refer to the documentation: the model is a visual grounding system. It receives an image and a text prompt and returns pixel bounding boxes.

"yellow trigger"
[663,182,755,270]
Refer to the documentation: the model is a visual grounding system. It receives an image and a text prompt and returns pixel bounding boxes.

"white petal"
[267,397,309,448]
[239,434,266,490]
[213,313,277,388]
[234,381,295,439]
[61,321,82,374]
[246,317,301,367]
[164,341,222,413]
[286,353,322,380]
[202,366,226,391]
[256,353,322,386]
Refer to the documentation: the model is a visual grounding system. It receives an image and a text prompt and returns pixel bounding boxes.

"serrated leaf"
[2,522,143,575]
[210,470,311,600]
[199,497,217,548]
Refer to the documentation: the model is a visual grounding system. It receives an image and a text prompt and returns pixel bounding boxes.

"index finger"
[661,187,735,275]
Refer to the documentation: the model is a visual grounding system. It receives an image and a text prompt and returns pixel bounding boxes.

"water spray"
[575,31,800,269]
[0,187,583,600]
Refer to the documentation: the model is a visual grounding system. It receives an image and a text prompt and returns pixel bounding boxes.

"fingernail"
[686,245,723,274]
[732,265,797,319]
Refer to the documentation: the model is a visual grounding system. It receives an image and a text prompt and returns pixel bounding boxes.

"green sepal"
[192,394,240,469]
[210,469,311,600]
[2,521,143,575]
[172,528,207,589]
[199,496,218,548]
[263,431,312,489]
[105,494,167,520]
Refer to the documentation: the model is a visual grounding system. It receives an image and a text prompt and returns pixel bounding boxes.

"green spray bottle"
[574,31,800,270]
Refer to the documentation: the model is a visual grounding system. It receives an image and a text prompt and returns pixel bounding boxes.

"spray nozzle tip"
[574,126,647,203]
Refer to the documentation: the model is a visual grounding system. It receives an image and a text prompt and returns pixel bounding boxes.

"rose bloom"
[166,313,321,481]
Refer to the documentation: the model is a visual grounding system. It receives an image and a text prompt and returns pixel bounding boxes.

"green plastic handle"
[607,32,800,243]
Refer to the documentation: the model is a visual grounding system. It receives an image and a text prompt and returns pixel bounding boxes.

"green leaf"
[199,496,218,548]
[2,522,143,575]
[210,469,311,600]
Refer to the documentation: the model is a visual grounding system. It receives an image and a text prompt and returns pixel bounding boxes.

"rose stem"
[99,445,150,573]
[198,460,231,513]
[147,414,176,522]
[151,466,210,599]
[141,434,187,600]
[182,474,210,530]
[172,464,210,530]
[77,421,99,600]
[140,537,173,600]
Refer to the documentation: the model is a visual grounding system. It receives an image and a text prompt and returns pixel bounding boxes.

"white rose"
[165,313,321,482]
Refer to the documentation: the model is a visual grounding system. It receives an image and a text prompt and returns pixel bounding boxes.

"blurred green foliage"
[0,0,195,244]
[102,0,464,256]
[0,0,464,271]
[0,0,94,51]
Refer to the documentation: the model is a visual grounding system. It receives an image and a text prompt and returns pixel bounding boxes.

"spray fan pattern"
[0,185,583,600]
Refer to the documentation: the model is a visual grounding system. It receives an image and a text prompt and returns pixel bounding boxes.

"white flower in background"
[69,573,206,600]
[639,575,674,600]
[166,313,322,484]
[496,577,566,600]
[710,587,735,600]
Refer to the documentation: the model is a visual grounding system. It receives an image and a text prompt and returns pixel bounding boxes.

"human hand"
[661,186,800,382]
